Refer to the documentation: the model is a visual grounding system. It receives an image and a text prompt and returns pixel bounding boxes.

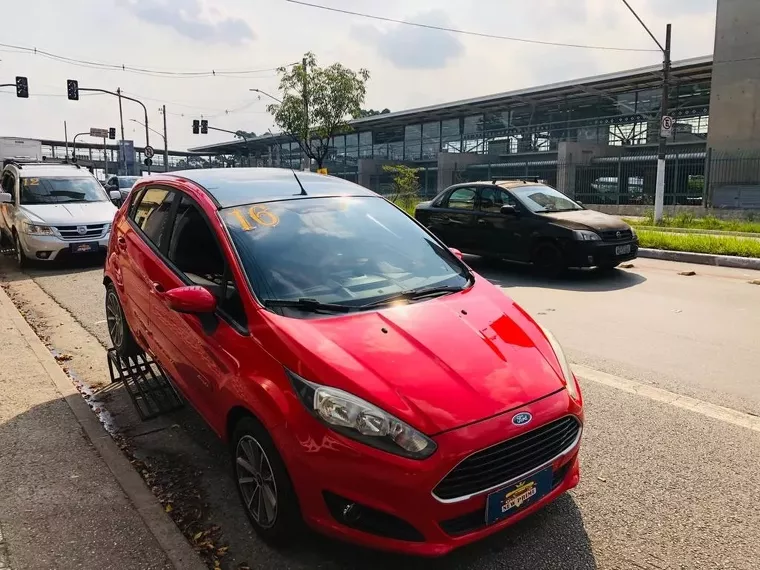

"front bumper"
[565,238,638,268]
[275,388,583,556]
[18,232,110,261]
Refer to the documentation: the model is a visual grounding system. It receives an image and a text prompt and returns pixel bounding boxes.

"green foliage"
[637,230,760,258]
[358,108,391,117]
[234,130,256,140]
[628,213,760,234]
[267,52,370,168]
[383,164,422,213]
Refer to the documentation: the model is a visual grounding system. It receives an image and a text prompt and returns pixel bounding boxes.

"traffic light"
[144,158,153,167]
[109,127,116,140]
[15,76,28,98]
[67,79,79,101]
[192,119,199,134]
[201,119,208,134]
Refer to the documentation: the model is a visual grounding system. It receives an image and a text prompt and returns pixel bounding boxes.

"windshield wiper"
[362,285,465,308]
[263,298,356,314]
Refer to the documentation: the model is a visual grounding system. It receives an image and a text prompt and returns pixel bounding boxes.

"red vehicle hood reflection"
[269,280,566,434]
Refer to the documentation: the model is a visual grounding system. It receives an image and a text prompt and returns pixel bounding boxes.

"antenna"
[292,171,307,196]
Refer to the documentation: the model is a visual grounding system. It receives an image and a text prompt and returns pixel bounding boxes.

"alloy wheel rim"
[236,435,278,529]
[106,292,124,348]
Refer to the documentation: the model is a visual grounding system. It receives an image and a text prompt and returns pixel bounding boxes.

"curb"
[638,248,760,270]
[0,286,207,570]
[633,226,760,239]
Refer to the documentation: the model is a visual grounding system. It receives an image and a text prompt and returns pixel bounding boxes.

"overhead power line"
[285,0,660,53]
[0,42,296,78]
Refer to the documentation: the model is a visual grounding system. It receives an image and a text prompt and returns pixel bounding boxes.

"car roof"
[11,164,95,179]
[166,167,376,209]
[448,180,544,190]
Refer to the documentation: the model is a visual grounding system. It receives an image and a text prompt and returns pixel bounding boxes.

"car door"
[476,187,528,260]
[147,193,244,424]
[116,186,177,345]
[433,186,478,251]
[0,172,15,238]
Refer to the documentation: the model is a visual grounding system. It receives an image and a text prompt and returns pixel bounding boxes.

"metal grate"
[599,229,633,241]
[55,224,106,241]
[433,416,581,501]
[107,348,183,420]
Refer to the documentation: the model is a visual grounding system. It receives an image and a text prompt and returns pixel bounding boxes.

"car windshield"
[221,196,471,311]
[512,185,583,213]
[118,177,139,188]
[20,176,109,205]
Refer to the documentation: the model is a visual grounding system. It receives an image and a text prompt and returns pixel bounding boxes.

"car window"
[479,187,518,213]
[19,176,109,205]
[167,195,247,328]
[512,185,583,213]
[119,177,139,188]
[221,195,470,313]
[446,188,476,210]
[130,187,176,250]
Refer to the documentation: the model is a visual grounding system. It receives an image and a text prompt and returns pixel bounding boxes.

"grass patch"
[627,211,760,234]
[391,196,422,216]
[638,229,760,258]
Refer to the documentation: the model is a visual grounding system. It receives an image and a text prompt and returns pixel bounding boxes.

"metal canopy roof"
[189,55,713,154]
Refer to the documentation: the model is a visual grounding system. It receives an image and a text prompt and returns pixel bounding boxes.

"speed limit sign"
[660,115,673,137]
[144,145,155,158]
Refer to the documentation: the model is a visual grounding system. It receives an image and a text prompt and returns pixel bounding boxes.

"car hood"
[541,209,629,231]
[20,202,118,225]
[270,280,567,434]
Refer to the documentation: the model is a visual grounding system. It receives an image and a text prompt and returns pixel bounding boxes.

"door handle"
[117,236,127,250]
[152,282,166,294]
[477,219,487,225]
[441,217,451,224]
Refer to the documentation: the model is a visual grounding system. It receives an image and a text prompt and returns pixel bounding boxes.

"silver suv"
[0,160,121,266]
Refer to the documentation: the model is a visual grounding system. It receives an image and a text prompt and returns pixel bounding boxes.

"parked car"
[105,175,140,200]
[414,180,638,274]
[0,159,121,266]
[103,168,583,555]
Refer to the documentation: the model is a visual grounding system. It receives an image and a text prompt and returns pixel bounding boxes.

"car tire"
[232,416,302,545]
[532,241,565,278]
[105,283,141,357]
[13,231,27,269]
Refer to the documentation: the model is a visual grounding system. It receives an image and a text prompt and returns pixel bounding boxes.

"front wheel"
[532,241,565,278]
[105,283,141,357]
[13,232,27,268]
[232,416,302,545]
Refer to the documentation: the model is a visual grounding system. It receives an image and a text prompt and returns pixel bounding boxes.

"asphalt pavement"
[2,254,759,569]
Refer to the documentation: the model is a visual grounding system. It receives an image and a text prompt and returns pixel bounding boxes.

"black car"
[105,175,140,200]
[414,180,638,274]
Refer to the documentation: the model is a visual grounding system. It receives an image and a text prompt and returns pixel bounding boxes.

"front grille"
[438,457,574,537]
[599,229,633,241]
[433,416,581,501]
[55,224,106,240]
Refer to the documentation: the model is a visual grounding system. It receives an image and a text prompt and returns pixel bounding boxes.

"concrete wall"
[436,152,492,191]
[707,0,760,153]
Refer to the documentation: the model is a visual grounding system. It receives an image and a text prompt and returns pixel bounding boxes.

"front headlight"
[572,230,601,241]
[23,222,55,236]
[540,327,581,402]
[103,223,112,234]
[288,370,437,460]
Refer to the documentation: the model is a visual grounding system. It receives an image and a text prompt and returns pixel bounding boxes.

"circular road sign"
[144,145,155,158]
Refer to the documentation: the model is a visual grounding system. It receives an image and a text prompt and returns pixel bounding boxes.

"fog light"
[342,502,361,524]
[587,255,594,264]
[36,251,52,259]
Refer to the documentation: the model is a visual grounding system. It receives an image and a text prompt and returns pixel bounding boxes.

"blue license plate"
[485,467,554,525]
[70,242,97,253]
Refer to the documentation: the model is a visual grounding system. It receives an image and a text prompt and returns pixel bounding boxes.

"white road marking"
[574,363,760,433]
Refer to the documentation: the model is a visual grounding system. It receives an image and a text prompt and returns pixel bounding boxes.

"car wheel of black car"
[232,415,302,545]
[105,283,141,357]
[532,241,565,277]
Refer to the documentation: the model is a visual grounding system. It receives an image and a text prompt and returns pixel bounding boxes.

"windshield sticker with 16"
[225,205,280,231]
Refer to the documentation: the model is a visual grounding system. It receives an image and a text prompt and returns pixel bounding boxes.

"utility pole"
[302,56,309,171]
[103,137,108,177]
[620,1,671,223]
[654,24,672,223]
[162,105,169,172]
[64,121,69,162]
[117,87,126,174]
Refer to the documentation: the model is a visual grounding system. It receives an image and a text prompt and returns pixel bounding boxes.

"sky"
[0,0,718,151]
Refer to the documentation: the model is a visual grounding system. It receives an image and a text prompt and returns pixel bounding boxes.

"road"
[2,254,759,569]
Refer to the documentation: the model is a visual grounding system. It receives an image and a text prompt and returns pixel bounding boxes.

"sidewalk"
[0,285,204,570]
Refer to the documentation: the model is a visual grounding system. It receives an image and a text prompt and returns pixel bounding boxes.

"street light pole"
[302,56,309,171]
[162,105,169,172]
[117,87,126,174]
[620,0,671,223]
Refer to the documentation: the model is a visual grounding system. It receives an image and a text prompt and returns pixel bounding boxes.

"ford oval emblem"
[512,412,532,426]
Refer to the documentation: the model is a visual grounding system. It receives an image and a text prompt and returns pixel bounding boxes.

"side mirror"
[0,192,12,204]
[449,247,463,260]
[165,286,217,314]
[500,205,518,216]
[109,190,121,201]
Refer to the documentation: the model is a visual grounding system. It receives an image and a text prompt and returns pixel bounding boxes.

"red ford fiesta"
[103,168,583,556]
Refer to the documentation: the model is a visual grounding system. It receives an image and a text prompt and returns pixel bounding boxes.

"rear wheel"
[232,416,302,545]
[105,283,141,357]
[532,241,565,278]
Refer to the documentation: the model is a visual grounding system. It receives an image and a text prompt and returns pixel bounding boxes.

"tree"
[234,130,257,140]
[267,52,370,169]
[358,108,391,118]
[382,164,420,214]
